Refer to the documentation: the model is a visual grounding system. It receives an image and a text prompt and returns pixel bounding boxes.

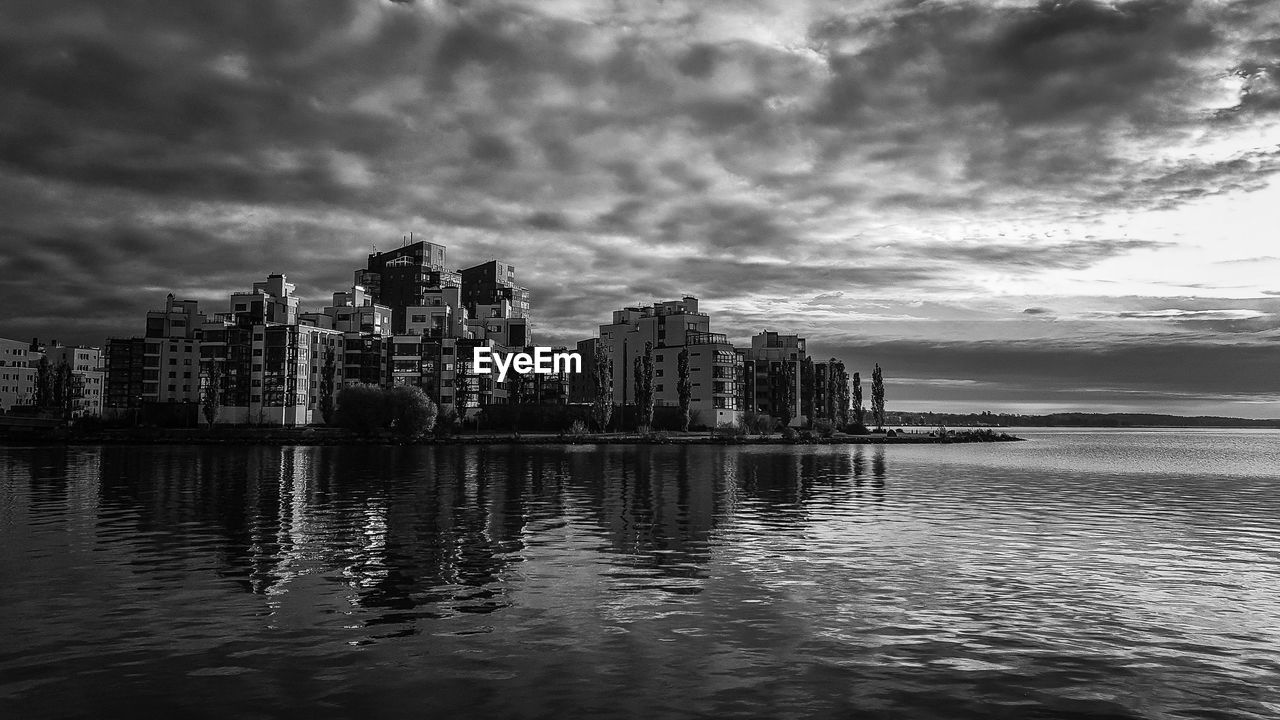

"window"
[183,372,191,378]
[168,358,177,365]
[168,371,176,378]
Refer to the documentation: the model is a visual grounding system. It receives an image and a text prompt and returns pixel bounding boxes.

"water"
[2,430,1279,719]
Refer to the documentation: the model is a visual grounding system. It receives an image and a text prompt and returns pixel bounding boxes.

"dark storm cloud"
[807,0,1280,208]
[1,0,1278,416]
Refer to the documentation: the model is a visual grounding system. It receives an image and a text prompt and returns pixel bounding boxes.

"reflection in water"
[5,437,1280,720]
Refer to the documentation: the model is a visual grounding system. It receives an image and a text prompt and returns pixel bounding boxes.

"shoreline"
[0,427,1023,447]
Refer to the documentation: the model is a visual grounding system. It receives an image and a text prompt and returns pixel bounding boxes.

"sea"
[2,429,1278,719]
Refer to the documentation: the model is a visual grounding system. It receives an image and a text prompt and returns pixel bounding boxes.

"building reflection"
[1,443,889,635]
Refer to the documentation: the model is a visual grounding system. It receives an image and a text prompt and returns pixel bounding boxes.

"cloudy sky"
[1,0,1278,416]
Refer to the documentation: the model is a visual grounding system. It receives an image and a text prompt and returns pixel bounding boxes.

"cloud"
[2,0,1280,416]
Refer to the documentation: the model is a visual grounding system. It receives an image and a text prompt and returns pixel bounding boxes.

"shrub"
[780,426,799,441]
[813,419,836,438]
[387,385,438,440]
[569,419,589,437]
[335,384,388,436]
[717,421,746,438]
[435,405,458,438]
[337,384,437,440]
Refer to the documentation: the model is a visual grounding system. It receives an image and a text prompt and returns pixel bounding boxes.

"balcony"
[685,331,728,346]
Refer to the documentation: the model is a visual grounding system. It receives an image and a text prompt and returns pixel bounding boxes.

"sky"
[1,0,1278,417]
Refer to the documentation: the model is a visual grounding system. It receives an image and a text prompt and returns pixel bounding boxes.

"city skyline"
[1,1,1278,417]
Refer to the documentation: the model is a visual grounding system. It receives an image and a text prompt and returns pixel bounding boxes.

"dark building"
[357,240,460,334]
[105,337,146,412]
[460,260,530,320]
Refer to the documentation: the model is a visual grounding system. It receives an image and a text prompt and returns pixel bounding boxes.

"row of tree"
[29,357,82,419]
[585,340,888,433]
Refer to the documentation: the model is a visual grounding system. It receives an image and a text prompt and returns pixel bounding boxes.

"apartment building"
[594,297,742,428]
[201,274,353,425]
[740,331,807,427]
[0,337,37,412]
[45,343,104,417]
[460,260,530,320]
[356,240,460,333]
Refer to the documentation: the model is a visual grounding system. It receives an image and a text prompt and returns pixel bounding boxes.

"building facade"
[740,331,808,427]
[0,337,37,413]
[593,297,742,428]
[45,344,104,417]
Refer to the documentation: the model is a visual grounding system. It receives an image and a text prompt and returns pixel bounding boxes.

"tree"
[830,360,850,428]
[677,347,692,432]
[52,359,76,419]
[35,356,51,409]
[202,360,222,429]
[852,371,864,427]
[509,369,527,432]
[335,384,388,436]
[801,357,815,425]
[453,351,471,431]
[778,360,796,428]
[318,346,336,425]
[387,385,438,440]
[633,341,654,431]
[871,363,885,430]
[590,341,613,432]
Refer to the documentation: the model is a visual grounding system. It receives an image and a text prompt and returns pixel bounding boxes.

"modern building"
[740,331,807,427]
[356,240,460,334]
[44,343,104,417]
[593,297,742,428]
[0,337,37,413]
[143,294,206,406]
[461,260,530,321]
[203,274,349,425]
[105,337,146,417]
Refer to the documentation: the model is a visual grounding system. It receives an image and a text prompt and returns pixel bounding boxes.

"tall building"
[461,260,530,320]
[144,295,206,406]
[356,240,459,334]
[202,274,347,425]
[103,294,206,423]
[593,297,741,428]
[388,285,469,411]
[105,337,146,417]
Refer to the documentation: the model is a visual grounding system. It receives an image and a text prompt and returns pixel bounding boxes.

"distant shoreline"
[0,427,1024,447]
